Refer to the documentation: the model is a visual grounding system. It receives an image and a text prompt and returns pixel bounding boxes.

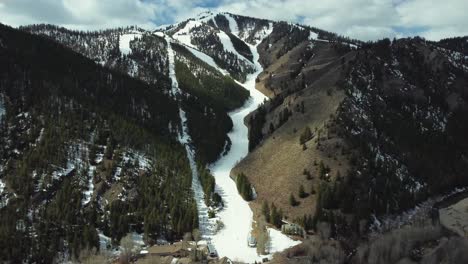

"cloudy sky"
[0,0,466,41]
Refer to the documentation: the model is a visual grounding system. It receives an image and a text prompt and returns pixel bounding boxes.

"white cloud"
[0,0,159,30]
[0,0,466,40]
[396,0,468,40]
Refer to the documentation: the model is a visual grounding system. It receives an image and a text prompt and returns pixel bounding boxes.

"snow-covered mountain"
[1,11,468,264]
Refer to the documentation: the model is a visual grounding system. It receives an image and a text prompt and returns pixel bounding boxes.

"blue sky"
[0,0,467,41]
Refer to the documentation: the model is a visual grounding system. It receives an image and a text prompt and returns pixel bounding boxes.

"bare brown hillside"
[233,36,356,222]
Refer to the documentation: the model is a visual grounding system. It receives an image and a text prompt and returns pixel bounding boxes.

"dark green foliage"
[289,193,299,206]
[0,24,197,262]
[189,24,255,82]
[0,24,178,136]
[318,161,330,180]
[262,201,270,223]
[208,210,216,218]
[278,107,292,126]
[303,169,312,180]
[174,59,249,111]
[198,164,216,206]
[248,105,267,151]
[269,22,310,59]
[236,173,253,201]
[334,37,468,222]
[212,193,223,207]
[226,32,253,62]
[137,157,198,242]
[172,43,249,163]
[299,184,308,198]
[182,96,232,164]
[299,126,313,145]
[269,203,283,228]
[213,14,230,33]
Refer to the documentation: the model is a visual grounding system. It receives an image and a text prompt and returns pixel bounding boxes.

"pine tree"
[270,203,282,227]
[262,201,270,223]
[289,193,299,206]
[299,126,313,145]
[319,161,327,179]
[299,184,308,198]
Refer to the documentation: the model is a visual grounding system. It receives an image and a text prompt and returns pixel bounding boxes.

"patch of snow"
[119,33,141,56]
[153,31,165,38]
[185,46,229,75]
[131,232,145,247]
[98,231,112,251]
[308,31,318,40]
[0,97,5,122]
[0,179,5,194]
[172,20,202,48]
[217,31,252,63]
[82,165,96,205]
[252,22,274,45]
[268,228,300,253]
[224,13,239,35]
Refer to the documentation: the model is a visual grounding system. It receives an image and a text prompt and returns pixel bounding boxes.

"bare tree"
[119,233,137,264]
[191,229,201,261]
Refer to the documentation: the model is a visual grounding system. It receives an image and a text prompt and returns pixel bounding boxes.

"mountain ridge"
[0,11,467,263]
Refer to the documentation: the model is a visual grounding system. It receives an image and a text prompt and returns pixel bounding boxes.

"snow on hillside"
[172,20,202,48]
[0,179,5,195]
[225,13,239,35]
[217,31,252,63]
[165,35,215,236]
[209,29,299,262]
[164,19,299,262]
[309,30,318,40]
[250,22,274,45]
[0,97,5,122]
[119,33,140,55]
[82,165,96,205]
[186,45,229,75]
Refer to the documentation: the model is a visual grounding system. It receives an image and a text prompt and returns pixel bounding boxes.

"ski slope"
[209,26,300,262]
[119,33,140,55]
[217,31,252,64]
[166,21,299,262]
[165,35,216,236]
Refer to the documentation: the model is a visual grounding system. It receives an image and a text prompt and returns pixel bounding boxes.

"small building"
[146,242,188,258]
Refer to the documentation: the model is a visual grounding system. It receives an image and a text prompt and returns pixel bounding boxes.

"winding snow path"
[209,32,300,262]
[166,23,299,262]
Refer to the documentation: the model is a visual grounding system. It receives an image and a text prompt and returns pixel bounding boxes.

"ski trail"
[209,24,300,262]
[165,35,214,237]
[225,13,239,35]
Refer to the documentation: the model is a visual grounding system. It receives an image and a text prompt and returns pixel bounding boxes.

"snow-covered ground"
[208,27,300,262]
[185,45,228,75]
[82,165,96,205]
[224,13,239,35]
[172,20,202,48]
[119,33,140,55]
[217,31,252,63]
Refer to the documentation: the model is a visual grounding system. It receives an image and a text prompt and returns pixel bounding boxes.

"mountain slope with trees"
[0,23,198,262]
